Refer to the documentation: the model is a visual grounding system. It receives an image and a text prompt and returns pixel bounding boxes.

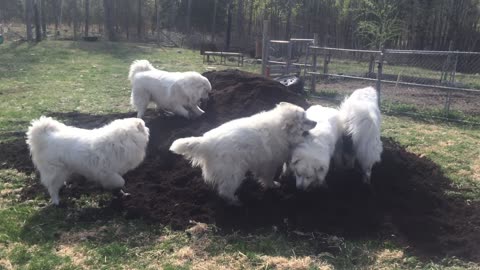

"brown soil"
[3,70,479,262]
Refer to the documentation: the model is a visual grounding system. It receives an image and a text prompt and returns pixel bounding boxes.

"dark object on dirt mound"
[274,75,305,94]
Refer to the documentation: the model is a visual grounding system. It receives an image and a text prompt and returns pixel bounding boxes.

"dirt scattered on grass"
[260,255,331,270]
[374,249,404,268]
[5,70,480,263]
[56,244,88,268]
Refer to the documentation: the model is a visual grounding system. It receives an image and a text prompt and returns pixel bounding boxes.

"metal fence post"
[376,46,385,107]
[286,41,292,75]
[261,20,269,76]
[444,52,458,117]
[311,49,317,93]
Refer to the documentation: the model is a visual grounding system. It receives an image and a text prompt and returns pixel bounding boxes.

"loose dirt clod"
[6,70,479,262]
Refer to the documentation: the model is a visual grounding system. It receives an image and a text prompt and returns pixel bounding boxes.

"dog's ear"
[136,120,146,132]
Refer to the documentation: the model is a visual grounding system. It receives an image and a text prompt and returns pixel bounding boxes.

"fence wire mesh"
[302,47,480,124]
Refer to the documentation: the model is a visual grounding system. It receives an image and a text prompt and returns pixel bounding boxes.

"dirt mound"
[9,70,480,262]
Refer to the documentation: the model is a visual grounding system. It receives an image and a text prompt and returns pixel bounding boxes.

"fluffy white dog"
[128,59,212,119]
[336,86,382,184]
[26,116,150,205]
[289,105,341,190]
[169,102,316,204]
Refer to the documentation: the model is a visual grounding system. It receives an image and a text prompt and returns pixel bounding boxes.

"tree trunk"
[285,0,292,40]
[84,0,90,37]
[156,0,161,42]
[237,0,245,39]
[247,0,254,37]
[125,0,130,40]
[186,0,192,33]
[137,0,142,39]
[40,0,46,38]
[72,0,78,40]
[211,0,217,41]
[53,0,61,38]
[103,0,115,41]
[25,0,34,41]
[225,1,233,50]
[34,0,41,42]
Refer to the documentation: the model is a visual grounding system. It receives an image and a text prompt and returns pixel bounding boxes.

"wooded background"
[1,0,480,52]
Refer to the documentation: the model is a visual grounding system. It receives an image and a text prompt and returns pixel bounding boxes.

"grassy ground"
[0,40,479,269]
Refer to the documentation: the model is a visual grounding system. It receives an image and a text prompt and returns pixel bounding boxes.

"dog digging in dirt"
[169,102,316,205]
[128,59,211,119]
[26,116,150,205]
[288,105,342,190]
[334,86,383,185]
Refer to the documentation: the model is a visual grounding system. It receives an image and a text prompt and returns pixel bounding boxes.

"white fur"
[290,105,341,190]
[336,86,382,184]
[129,59,212,119]
[169,102,316,204]
[26,116,150,205]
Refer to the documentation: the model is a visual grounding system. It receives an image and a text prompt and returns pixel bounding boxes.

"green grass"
[0,40,479,269]
[382,101,480,124]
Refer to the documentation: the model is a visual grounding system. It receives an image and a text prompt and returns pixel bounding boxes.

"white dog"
[26,116,150,205]
[169,102,316,204]
[335,86,382,184]
[128,60,211,119]
[289,105,341,190]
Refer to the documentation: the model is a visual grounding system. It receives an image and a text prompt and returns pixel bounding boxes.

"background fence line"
[261,33,480,124]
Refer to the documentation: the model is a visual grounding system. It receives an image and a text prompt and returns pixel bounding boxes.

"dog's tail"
[344,103,382,164]
[26,116,63,155]
[128,60,154,82]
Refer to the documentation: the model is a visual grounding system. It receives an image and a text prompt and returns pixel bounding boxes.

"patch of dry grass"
[373,249,404,270]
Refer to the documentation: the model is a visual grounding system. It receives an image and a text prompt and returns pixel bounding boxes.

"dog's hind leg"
[100,173,126,190]
[131,89,150,118]
[217,175,243,206]
[41,169,69,205]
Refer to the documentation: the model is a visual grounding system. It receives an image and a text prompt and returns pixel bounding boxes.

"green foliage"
[354,0,403,48]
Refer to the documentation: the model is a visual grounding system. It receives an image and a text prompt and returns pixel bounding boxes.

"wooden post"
[323,51,329,75]
[262,20,269,76]
[376,46,384,107]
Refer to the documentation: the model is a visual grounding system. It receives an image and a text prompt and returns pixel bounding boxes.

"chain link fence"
[302,47,480,124]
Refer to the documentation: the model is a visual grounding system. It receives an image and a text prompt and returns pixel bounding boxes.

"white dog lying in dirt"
[169,102,316,204]
[335,86,382,184]
[128,59,211,119]
[288,105,341,190]
[26,116,150,205]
